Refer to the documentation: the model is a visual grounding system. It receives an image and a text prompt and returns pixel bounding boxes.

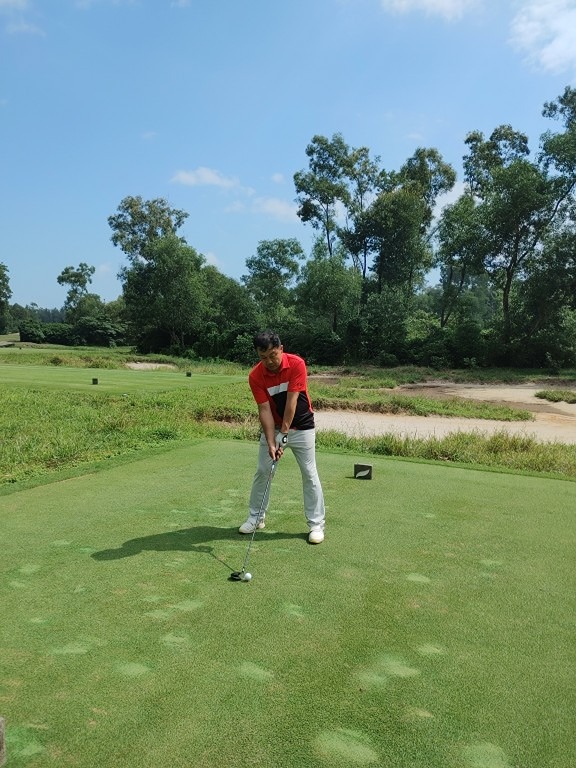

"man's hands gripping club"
[274,432,288,459]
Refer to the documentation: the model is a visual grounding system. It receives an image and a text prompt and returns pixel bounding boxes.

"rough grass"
[536,389,576,404]
[1,352,575,486]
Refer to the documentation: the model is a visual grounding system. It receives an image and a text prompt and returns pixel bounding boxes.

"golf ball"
[243,572,252,582]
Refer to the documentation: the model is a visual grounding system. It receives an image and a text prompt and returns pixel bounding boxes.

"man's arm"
[280,391,299,434]
[258,402,279,459]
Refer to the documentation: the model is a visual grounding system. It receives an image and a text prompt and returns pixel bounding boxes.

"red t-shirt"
[248,352,315,430]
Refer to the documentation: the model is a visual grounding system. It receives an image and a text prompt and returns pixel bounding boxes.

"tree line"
[2,86,576,369]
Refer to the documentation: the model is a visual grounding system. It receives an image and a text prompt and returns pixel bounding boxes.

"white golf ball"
[243,572,252,582]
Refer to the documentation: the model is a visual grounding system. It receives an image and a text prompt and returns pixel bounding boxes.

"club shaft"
[241,459,277,573]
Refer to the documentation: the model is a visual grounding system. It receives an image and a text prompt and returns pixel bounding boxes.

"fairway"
[0,363,245,393]
[1,441,575,767]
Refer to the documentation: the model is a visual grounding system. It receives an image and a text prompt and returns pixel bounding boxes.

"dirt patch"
[125,362,178,371]
[314,383,576,444]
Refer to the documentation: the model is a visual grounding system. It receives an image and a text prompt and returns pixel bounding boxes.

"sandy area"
[125,362,177,370]
[314,383,576,444]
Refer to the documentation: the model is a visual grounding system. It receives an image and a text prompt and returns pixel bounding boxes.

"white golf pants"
[249,429,325,531]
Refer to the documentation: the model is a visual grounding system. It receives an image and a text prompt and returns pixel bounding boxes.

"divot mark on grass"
[379,654,420,678]
[19,563,41,575]
[283,603,305,619]
[51,540,72,547]
[404,707,435,720]
[406,573,431,583]
[29,617,48,624]
[357,670,388,688]
[479,559,503,568]
[356,653,420,688]
[51,641,92,655]
[6,727,45,759]
[462,742,511,768]
[161,633,191,650]
[10,581,28,589]
[239,662,274,682]
[115,662,151,677]
[170,599,203,612]
[416,644,446,656]
[144,609,172,619]
[313,728,380,765]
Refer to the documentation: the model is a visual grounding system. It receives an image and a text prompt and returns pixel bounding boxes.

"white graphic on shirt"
[267,382,289,397]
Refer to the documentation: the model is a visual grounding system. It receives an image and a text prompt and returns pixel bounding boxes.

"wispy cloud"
[0,0,29,9]
[174,166,297,222]
[251,197,299,222]
[380,0,479,21]
[172,166,241,190]
[271,172,285,184]
[510,0,576,77]
[7,19,44,34]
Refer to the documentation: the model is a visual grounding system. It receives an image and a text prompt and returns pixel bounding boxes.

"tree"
[434,193,485,327]
[366,186,430,294]
[121,235,208,353]
[108,196,189,265]
[294,134,351,257]
[241,238,303,325]
[462,125,558,351]
[198,267,259,358]
[0,263,12,334]
[295,240,361,333]
[57,262,96,321]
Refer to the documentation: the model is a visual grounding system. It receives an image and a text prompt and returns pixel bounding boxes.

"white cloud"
[7,19,44,34]
[172,166,240,189]
[510,0,576,77]
[203,250,219,267]
[380,0,479,21]
[0,0,28,9]
[251,197,299,222]
[271,172,285,184]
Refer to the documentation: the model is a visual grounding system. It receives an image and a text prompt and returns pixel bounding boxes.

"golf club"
[229,458,278,582]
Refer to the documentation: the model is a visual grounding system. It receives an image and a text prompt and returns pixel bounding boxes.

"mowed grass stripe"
[0,363,245,393]
[1,440,575,767]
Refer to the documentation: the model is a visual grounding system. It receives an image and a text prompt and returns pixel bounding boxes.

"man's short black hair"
[253,330,281,351]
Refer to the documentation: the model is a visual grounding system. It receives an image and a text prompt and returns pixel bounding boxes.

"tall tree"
[462,125,557,348]
[241,238,303,324]
[108,196,189,264]
[121,235,208,353]
[57,262,96,321]
[434,193,485,327]
[294,134,350,257]
[295,239,361,334]
[0,263,12,334]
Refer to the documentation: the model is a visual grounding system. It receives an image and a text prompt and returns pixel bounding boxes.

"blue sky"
[1,0,575,308]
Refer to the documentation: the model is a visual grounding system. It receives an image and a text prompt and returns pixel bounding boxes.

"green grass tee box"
[1,440,575,768]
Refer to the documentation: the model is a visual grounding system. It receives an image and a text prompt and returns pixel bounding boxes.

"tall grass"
[2,382,576,486]
[536,389,576,404]
[1,346,575,485]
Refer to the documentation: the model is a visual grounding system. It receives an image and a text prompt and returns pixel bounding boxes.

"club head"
[228,571,243,581]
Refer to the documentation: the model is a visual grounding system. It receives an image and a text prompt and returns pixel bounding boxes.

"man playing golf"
[239,330,326,544]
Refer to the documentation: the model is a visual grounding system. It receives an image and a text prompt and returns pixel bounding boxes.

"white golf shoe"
[239,517,266,534]
[308,529,324,544]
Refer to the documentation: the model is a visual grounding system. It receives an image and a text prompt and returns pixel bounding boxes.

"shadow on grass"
[91,526,307,564]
